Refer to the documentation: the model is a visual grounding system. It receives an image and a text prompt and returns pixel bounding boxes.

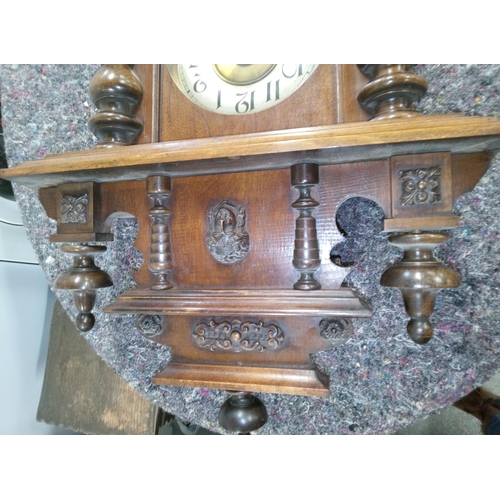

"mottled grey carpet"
[1,64,499,434]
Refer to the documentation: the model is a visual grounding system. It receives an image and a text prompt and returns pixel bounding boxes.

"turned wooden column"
[55,244,113,332]
[291,163,321,290]
[357,65,428,120]
[147,175,173,290]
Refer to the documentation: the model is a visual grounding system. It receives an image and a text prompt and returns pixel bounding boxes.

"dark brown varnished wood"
[3,65,500,433]
[391,152,453,219]
[219,392,268,434]
[55,245,113,331]
[291,163,321,290]
[132,65,161,145]
[104,288,372,317]
[106,288,370,396]
[88,65,144,147]
[381,232,461,343]
[357,65,428,120]
[147,175,173,290]
[152,361,331,397]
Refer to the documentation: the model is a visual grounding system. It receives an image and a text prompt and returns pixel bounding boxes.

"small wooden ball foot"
[55,244,113,332]
[219,391,268,434]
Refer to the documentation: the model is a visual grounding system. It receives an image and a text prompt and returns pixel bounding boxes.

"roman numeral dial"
[168,64,318,116]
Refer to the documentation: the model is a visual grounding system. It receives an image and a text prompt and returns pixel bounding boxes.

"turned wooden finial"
[357,65,428,120]
[381,232,460,344]
[88,64,143,147]
[219,391,268,434]
[55,244,113,331]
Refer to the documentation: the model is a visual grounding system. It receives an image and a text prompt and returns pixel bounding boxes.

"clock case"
[157,64,368,139]
[116,64,372,397]
[4,64,500,432]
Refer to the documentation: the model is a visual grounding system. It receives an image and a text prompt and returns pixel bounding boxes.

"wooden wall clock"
[3,64,500,433]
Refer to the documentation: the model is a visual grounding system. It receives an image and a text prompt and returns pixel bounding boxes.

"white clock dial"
[168,64,318,116]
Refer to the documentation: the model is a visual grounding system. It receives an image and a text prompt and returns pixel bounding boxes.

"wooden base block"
[383,215,460,232]
[153,362,330,397]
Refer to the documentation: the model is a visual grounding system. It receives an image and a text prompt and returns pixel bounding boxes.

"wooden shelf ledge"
[104,288,372,318]
[3,115,500,189]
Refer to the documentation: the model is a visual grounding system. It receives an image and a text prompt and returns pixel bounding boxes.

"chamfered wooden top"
[104,288,373,317]
[3,114,500,189]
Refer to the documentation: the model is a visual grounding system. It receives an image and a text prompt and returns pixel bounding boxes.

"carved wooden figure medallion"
[205,200,249,264]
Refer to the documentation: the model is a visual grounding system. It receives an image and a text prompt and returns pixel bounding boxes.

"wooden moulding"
[3,115,500,189]
[104,288,372,318]
[152,363,330,397]
[383,216,461,232]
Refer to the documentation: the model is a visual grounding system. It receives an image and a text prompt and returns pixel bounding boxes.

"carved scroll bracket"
[381,232,460,344]
[55,244,113,332]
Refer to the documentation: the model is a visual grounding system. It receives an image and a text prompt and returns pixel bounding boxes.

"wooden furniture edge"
[152,363,330,397]
[104,288,372,317]
[3,115,500,189]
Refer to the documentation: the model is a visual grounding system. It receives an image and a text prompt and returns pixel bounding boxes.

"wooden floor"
[396,372,500,435]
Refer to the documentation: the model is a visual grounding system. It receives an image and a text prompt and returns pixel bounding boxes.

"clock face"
[167,64,318,116]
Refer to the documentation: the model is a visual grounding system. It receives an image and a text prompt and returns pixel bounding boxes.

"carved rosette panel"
[400,166,441,206]
[61,193,89,224]
[194,319,284,352]
[319,318,353,346]
[136,314,164,337]
[206,201,249,264]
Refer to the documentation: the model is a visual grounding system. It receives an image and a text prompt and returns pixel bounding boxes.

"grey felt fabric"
[1,64,499,434]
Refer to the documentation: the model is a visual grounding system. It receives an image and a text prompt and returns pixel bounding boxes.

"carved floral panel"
[61,193,89,224]
[194,319,284,352]
[399,166,441,206]
[319,317,353,346]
